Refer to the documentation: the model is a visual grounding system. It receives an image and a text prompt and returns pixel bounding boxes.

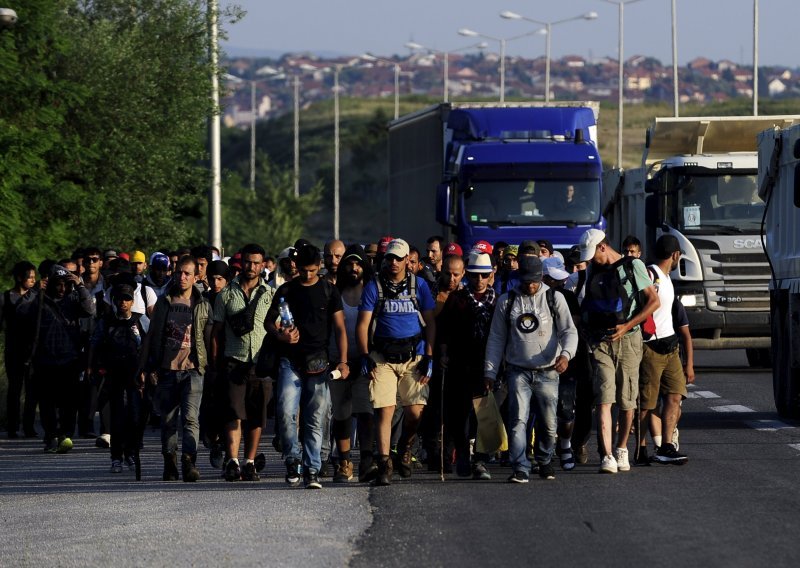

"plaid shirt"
[213,276,274,363]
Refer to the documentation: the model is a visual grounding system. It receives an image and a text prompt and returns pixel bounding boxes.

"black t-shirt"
[270,278,343,357]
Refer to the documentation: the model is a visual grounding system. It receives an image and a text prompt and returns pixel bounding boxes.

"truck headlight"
[679,294,699,307]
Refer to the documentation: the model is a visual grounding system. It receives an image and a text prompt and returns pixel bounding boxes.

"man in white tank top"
[636,234,689,466]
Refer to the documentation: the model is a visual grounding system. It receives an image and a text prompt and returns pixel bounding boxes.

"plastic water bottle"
[278,297,294,329]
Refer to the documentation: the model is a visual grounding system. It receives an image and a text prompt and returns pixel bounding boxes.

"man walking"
[484,256,578,483]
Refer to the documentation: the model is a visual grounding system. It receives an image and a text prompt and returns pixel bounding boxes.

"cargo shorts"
[368,352,429,409]
[639,341,687,410]
[591,329,643,410]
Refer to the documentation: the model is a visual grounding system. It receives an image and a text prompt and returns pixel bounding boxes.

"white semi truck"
[603,115,800,365]
[758,123,800,418]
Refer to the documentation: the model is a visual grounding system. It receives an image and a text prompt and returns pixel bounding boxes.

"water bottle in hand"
[278,297,294,329]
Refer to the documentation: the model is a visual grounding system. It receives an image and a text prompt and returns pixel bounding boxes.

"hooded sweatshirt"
[483,282,578,381]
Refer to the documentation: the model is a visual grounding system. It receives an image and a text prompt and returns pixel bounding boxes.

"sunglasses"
[85,257,101,263]
[468,272,491,279]
[385,255,404,263]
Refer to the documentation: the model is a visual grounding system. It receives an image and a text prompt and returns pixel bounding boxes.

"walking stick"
[440,367,446,482]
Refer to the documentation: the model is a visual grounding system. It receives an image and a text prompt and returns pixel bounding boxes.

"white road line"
[788,444,800,452]
[710,405,756,413]
[686,390,721,399]
[744,420,795,431]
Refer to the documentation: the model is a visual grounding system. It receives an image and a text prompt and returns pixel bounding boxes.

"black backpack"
[368,273,426,347]
[581,256,640,332]
[98,313,145,370]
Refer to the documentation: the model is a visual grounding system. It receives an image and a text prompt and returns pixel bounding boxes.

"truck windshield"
[464,179,599,225]
[673,173,762,232]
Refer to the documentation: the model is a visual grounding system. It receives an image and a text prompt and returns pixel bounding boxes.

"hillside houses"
[222,51,799,127]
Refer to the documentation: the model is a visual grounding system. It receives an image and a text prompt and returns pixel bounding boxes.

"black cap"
[207,260,231,281]
[518,255,543,283]
[50,264,71,280]
[112,284,135,301]
[654,234,683,260]
[536,239,554,255]
[342,243,366,263]
[518,240,541,256]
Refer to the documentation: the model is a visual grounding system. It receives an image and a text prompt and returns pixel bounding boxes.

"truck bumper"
[683,307,771,349]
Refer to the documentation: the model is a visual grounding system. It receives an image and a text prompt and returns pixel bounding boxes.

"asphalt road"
[2,350,800,567]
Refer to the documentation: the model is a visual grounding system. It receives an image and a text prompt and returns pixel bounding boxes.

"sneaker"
[372,457,392,487]
[599,454,618,474]
[397,450,413,479]
[254,452,266,473]
[56,436,73,454]
[614,447,630,472]
[538,463,556,480]
[124,456,136,471]
[333,459,354,483]
[44,437,59,454]
[241,461,260,481]
[181,454,200,482]
[672,427,680,452]
[110,460,123,473]
[634,446,651,467]
[507,471,529,484]
[358,460,379,483]
[304,472,322,489]
[224,458,241,482]
[472,462,492,480]
[163,453,179,481]
[209,444,225,470]
[95,433,111,448]
[285,460,301,486]
[558,448,576,471]
[574,444,589,465]
[655,443,688,465]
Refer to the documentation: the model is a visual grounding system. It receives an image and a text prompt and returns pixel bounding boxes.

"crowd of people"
[0,230,694,487]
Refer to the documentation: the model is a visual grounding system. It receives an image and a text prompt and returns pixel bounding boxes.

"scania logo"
[733,238,763,249]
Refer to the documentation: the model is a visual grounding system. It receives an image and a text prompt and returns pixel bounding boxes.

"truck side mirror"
[436,183,451,225]
[794,164,800,208]
[645,194,659,227]
[644,178,659,194]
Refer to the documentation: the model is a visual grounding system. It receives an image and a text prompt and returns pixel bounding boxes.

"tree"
[221,153,323,255]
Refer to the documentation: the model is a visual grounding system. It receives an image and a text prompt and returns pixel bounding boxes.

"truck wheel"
[746,348,771,368]
[772,290,800,419]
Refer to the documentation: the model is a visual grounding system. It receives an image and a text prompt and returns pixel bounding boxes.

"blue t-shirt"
[360,276,435,353]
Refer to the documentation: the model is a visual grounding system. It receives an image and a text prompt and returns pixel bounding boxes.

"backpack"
[98,313,145,370]
[640,265,659,340]
[581,256,641,333]
[368,273,426,347]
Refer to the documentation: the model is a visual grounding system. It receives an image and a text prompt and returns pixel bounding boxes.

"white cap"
[543,257,570,280]
[385,238,410,258]
[579,229,606,262]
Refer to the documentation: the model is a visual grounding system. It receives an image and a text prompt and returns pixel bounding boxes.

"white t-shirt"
[647,264,675,340]
[104,283,157,316]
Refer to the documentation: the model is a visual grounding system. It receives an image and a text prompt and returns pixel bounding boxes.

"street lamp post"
[499,10,598,103]
[361,53,401,119]
[458,28,545,103]
[334,65,342,240]
[603,0,644,168]
[208,0,222,250]
[671,0,679,117]
[405,41,488,102]
[753,0,759,116]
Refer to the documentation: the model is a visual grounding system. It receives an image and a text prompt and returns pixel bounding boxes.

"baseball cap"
[504,245,519,258]
[112,283,135,301]
[518,255,544,283]
[150,252,170,270]
[131,250,146,263]
[342,244,366,263]
[519,240,541,256]
[278,247,295,261]
[654,234,683,260]
[378,236,395,254]
[229,252,242,269]
[472,240,493,255]
[579,229,606,262]
[543,257,570,281]
[50,264,71,279]
[537,239,554,255]
[103,249,118,260]
[466,251,493,274]
[385,238,410,258]
[118,252,130,262]
[445,242,463,257]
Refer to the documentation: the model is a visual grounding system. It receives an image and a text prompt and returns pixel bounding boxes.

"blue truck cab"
[387,102,605,251]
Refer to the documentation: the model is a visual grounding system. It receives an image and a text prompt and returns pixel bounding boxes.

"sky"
[221,0,798,68]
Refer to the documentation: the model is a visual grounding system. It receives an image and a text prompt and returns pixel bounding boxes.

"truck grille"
[699,251,771,281]
[705,287,770,311]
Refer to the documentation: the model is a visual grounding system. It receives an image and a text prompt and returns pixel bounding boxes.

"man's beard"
[345,271,363,286]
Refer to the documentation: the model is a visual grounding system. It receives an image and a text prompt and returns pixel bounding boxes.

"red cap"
[230,252,242,268]
[472,240,493,255]
[445,242,463,257]
[118,252,130,261]
[378,236,394,254]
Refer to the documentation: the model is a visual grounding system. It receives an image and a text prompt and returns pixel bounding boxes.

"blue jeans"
[156,369,203,456]
[507,366,559,473]
[277,358,330,474]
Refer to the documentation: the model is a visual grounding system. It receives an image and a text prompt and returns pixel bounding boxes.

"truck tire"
[771,290,800,419]
[746,348,771,368]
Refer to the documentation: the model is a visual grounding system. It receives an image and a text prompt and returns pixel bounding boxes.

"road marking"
[744,420,795,431]
[686,390,721,399]
[710,405,755,413]
[789,444,800,452]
